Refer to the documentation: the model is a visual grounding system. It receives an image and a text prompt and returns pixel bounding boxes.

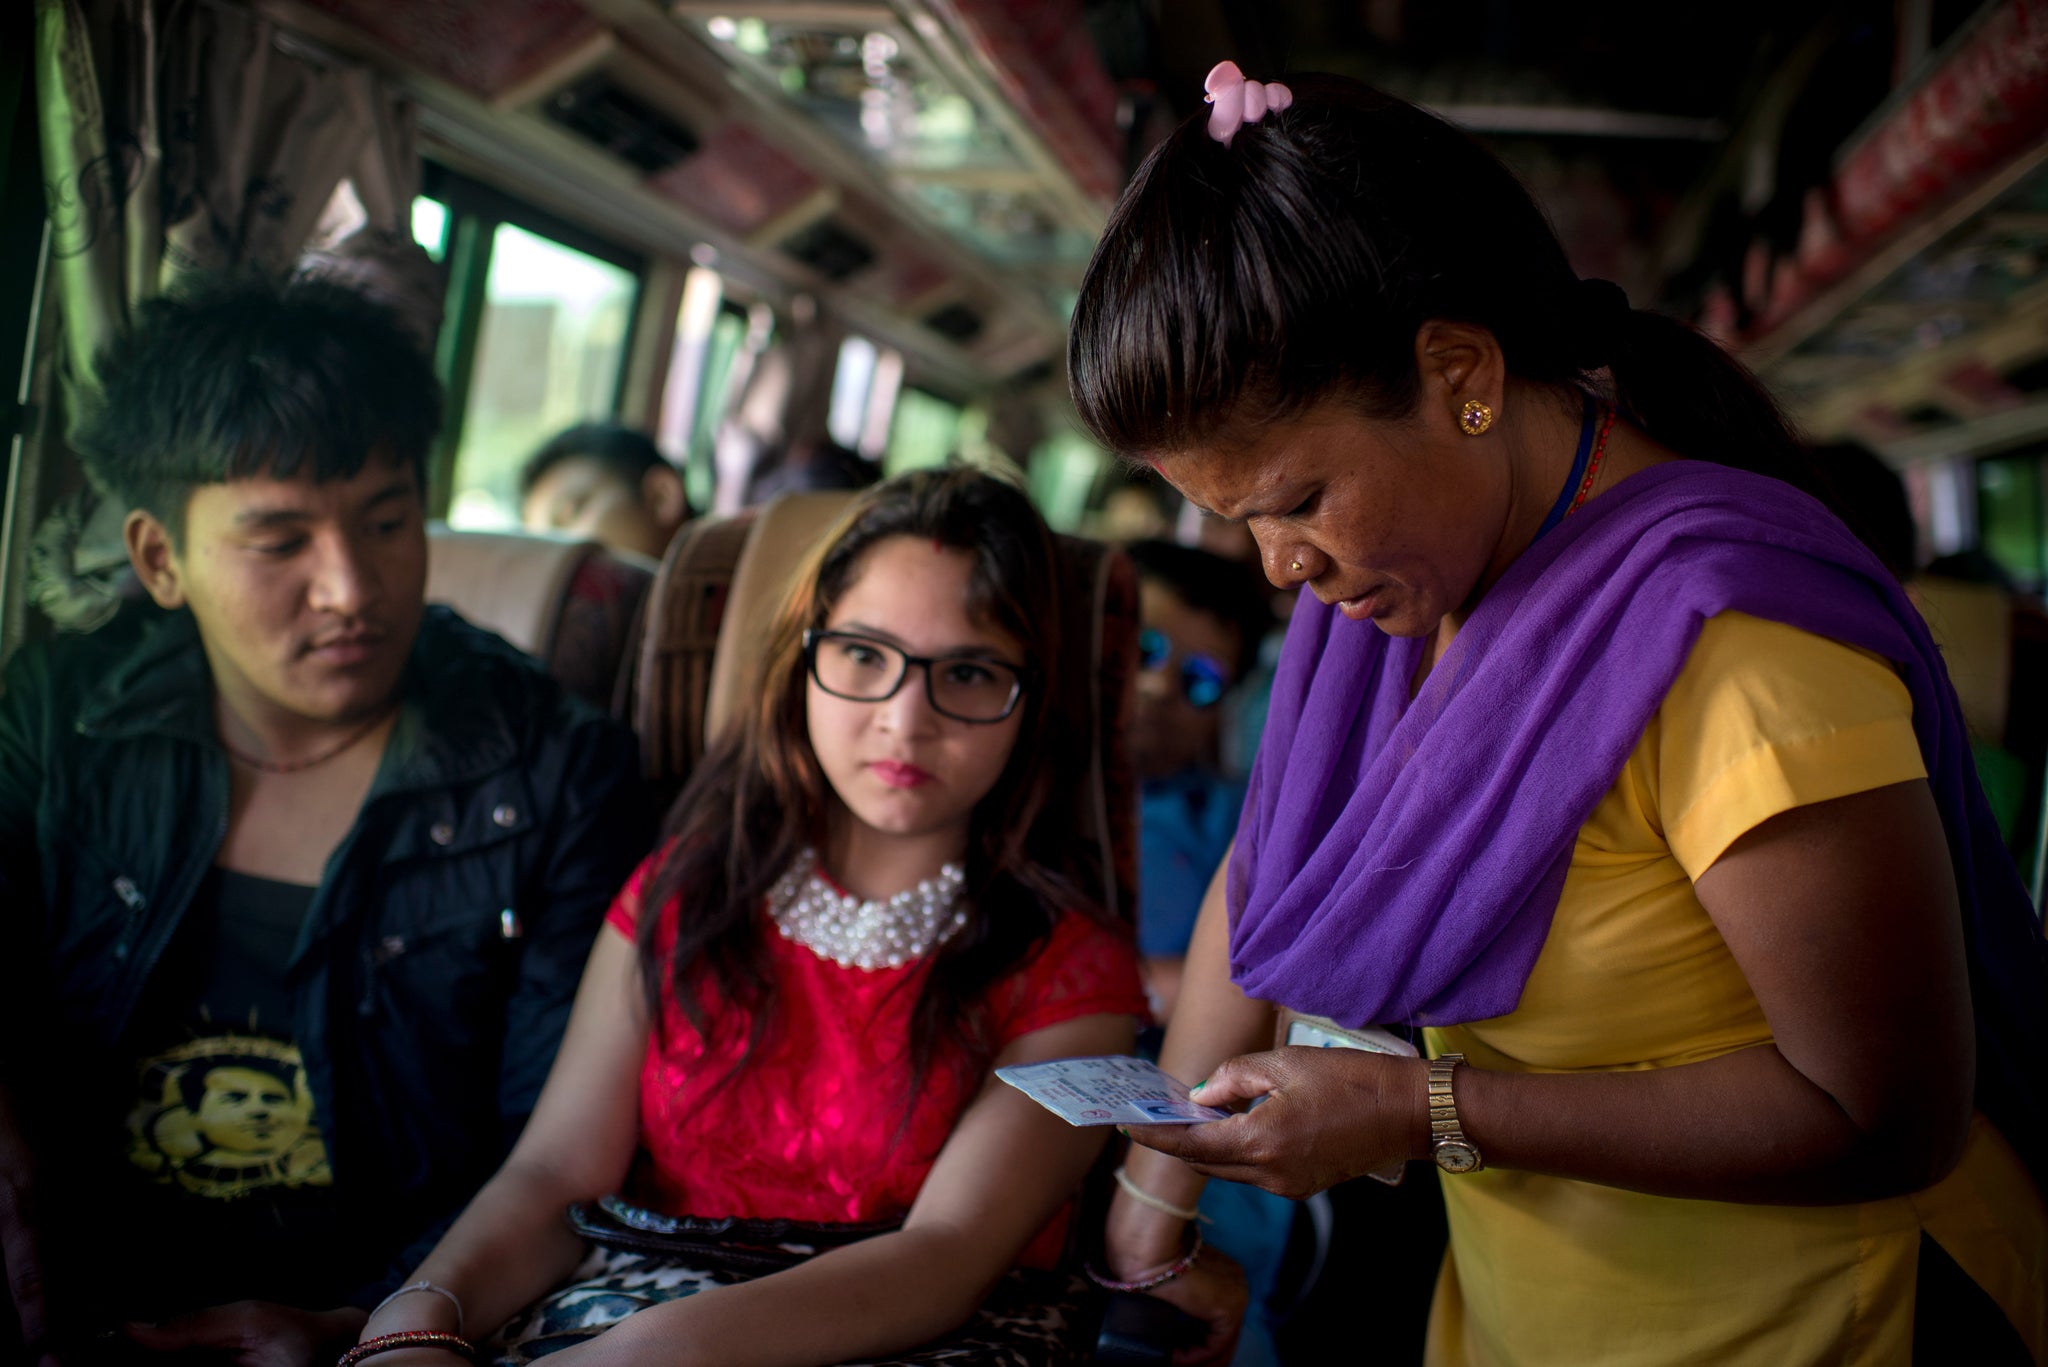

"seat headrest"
[425,526,597,657]
[703,492,860,747]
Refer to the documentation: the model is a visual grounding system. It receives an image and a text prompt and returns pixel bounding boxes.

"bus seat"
[630,506,762,799]
[425,525,655,717]
[703,493,868,750]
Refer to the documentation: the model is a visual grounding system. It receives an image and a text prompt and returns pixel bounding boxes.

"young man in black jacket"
[0,274,653,1365]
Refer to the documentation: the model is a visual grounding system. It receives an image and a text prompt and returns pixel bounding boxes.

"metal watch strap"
[1427,1052,1484,1173]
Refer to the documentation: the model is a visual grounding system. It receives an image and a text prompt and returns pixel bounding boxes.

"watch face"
[1434,1140,1482,1174]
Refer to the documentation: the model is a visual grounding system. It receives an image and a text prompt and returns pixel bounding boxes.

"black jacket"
[0,604,653,1303]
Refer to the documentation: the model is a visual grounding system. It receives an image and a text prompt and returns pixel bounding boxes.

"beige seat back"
[704,493,863,747]
[426,527,594,657]
[427,525,656,716]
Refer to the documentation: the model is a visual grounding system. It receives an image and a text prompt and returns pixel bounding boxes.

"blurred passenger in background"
[744,435,880,505]
[1124,539,1272,1021]
[519,422,690,562]
[1099,474,1180,543]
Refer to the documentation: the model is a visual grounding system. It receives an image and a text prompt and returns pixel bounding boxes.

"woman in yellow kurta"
[1064,63,2048,1367]
[1423,613,2044,1363]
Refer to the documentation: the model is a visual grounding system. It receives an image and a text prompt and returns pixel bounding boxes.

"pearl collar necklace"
[768,849,968,971]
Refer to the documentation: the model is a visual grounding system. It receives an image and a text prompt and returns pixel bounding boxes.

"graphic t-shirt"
[106,868,357,1313]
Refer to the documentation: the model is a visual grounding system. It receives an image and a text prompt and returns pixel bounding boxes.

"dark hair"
[637,467,1110,1114]
[73,272,442,541]
[1124,538,1273,679]
[1069,75,1810,489]
[746,437,882,504]
[518,422,672,498]
[1810,440,1917,582]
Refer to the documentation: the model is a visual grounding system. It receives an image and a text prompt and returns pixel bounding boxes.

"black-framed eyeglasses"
[803,630,1030,724]
[1138,628,1231,710]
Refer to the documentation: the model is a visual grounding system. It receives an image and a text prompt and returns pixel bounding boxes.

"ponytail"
[1072,73,1818,495]
[1604,306,1818,494]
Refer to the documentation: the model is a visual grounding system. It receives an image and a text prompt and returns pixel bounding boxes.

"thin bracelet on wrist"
[1113,1165,1210,1223]
[370,1281,465,1336]
[1086,1227,1205,1293]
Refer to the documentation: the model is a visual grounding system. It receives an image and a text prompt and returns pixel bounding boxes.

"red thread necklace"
[1567,406,1616,517]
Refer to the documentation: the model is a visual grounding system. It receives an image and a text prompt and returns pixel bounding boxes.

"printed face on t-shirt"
[193,1066,305,1152]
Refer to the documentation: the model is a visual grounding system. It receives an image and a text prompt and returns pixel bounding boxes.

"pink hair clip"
[1204,60,1293,146]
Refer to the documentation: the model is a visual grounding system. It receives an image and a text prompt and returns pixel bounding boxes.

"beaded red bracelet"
[1084,1227,1205,1293]
[337,1330,476,1367]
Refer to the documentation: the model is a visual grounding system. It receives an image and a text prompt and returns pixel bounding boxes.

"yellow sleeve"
[1655,612,1927,881]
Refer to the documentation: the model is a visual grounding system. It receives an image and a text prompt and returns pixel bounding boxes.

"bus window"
[829,336,878,451]
[884,388,961,476]
[683,304,749,513]
[1026,431,1106,535]
[826,335,904,465]
[411,197,449,262]
[446,223,637,529]
[1978,453,2046,592]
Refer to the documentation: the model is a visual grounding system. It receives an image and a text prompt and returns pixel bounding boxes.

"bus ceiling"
[203,0,2045,456]
[14,1,2048,464]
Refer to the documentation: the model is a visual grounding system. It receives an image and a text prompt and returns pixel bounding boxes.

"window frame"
[0,7,48,666]
[418,162,649,522]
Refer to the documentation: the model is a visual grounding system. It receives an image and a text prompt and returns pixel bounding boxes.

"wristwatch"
[1427,1053,1484,1174]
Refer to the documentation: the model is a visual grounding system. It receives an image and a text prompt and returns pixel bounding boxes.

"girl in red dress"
[348,469,1149,1367]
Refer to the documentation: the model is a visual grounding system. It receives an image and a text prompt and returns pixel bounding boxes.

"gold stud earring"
[1290,558,1304,574]
[1459,399,1495,436]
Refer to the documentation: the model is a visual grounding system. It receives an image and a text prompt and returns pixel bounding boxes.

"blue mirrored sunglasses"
[1138,628,1230,709]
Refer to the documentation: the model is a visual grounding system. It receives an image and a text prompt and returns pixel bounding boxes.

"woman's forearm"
[1112,849,1273,1273]
[365,1157,599,1341]
[1140,1036,1972,1211]
[566,1225,1014,1367]
[366,929,651,1348]
[1455,1040,1970,1205]
[1461,784,1978,1206]
[1155,850,1276,1088]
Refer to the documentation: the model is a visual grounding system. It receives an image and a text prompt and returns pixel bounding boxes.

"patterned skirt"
[488,1246,1097,1366]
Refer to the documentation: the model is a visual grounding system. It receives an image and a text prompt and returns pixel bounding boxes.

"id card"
[1282,1016,1418,1058]
[995,1055,1231,1127]
[1280,1011,1416,1186]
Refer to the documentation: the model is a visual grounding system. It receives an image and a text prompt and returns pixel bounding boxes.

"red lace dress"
[604,856,1148,1268]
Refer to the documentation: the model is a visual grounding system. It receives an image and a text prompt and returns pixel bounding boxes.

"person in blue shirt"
[1123,539,1291,1367]
[1126,539,1273,1016]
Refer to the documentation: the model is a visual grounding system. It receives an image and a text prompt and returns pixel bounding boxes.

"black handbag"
[564,1194,902,1276]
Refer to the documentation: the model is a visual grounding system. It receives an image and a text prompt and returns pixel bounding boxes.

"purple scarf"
[1231,461,2046,1168]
